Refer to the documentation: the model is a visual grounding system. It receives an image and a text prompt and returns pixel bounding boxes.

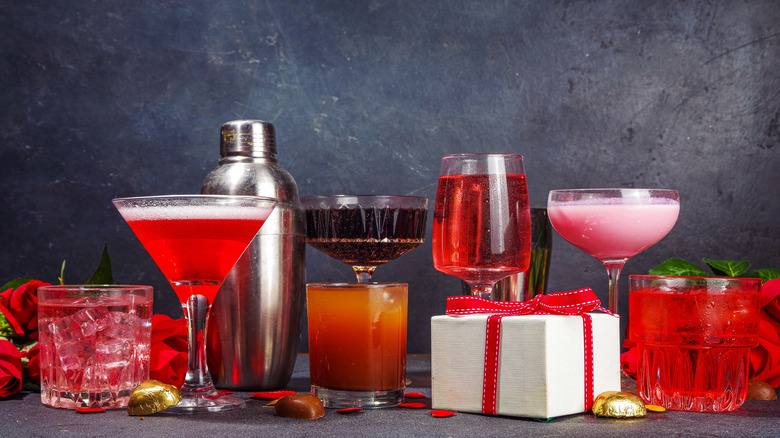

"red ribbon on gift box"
[445,288,611,416]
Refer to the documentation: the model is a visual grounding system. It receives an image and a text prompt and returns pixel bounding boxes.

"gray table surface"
[2,355,779,437]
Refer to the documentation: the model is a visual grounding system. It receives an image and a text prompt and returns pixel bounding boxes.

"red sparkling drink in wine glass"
[432,154,531,299]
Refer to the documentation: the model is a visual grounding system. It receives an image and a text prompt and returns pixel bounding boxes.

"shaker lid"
[220,120,276,157]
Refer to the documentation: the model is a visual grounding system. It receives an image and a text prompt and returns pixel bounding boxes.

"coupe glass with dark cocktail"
[113,194,277,413]
[301,195,428,283]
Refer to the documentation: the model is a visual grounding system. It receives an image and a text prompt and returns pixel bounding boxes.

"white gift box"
[431,313,621,419]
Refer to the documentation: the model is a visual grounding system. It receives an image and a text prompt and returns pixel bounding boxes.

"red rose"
[24,343,40,384]
[749,278,780,387]
[150,314,188,388]
[0,340,23,397]
[0,280,49,340]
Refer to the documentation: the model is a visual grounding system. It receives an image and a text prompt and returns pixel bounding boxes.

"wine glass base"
[163,390,246,414]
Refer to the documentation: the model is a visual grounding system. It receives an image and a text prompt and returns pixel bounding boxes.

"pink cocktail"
[629,275,761,412]
[547,189,679,313]
[114,195,277,414]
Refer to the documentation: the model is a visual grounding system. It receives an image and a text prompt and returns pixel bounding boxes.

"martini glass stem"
[183,294,215,392]
[353,266,376,283]
[603,260,626,315]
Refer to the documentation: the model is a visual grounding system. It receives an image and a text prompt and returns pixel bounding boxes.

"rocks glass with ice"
[37,285,153,409]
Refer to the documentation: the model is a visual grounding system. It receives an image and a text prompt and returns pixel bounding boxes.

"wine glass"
[113,194,277,413]
[301,195,428,283]
[547,189,680,314]
[432,154,532,299]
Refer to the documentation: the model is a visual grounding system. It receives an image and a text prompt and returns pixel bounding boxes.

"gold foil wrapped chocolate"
[592,391,647,418]
[127,380,182,416]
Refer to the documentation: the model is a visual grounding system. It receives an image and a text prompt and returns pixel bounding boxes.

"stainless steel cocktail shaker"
[201,120,305,390]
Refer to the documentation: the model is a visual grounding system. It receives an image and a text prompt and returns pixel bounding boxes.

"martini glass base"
[163,388,246,414]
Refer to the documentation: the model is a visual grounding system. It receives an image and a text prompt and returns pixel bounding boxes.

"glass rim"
[300,194,427,202]
[112,194,279,204]
[549,188,678,194]
[629,274,762,285]
[38,284,153,290]
[442,153,524,160]
[306,282,408,288]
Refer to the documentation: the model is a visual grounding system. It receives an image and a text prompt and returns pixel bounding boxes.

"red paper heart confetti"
[404,392,427,398]
[220,390,234,395]
[430,409,456,418]
[248,390,297,399]
[336,407,363,414]
[75,408,106,414]
[398,402,426,409]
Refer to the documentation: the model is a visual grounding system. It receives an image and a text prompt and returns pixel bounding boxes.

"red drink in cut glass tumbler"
[432,173,531,286]
[629,275,761,412]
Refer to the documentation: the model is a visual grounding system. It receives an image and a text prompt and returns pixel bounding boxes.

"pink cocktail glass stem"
[603,260,626,314]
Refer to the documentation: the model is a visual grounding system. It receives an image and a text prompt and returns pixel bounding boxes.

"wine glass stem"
[470,283,494,300]
[603,261,625,315]
[184,294,214,391]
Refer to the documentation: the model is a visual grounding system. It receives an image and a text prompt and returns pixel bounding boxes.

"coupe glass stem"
[603,260,625,315]
[184,294,213,391]
[352,266,376,283]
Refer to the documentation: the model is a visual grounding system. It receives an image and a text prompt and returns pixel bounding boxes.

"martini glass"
[432,154,532,300]
[300,195,428,283]
[547,189,680,314]
[113,194,277,413]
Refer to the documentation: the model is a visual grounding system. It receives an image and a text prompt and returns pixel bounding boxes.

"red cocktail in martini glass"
[113,194,277,413]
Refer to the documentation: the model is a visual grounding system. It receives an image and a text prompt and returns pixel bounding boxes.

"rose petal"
[249,390,297,399]
[336,407,363,414]
[430,409,457,417]
[404,392,426,398]
[76,408,106,413]
[398,402,426,409]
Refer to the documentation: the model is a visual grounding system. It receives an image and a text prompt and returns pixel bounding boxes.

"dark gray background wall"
[2,0,779,354]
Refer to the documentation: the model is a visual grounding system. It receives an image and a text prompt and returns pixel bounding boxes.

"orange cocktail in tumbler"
[307,283,407,408]
[629,275,761,412]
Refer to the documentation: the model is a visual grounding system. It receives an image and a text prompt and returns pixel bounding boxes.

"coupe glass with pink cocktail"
[432,154,532,300]
[547,189,679,313]
[113,195,277,413]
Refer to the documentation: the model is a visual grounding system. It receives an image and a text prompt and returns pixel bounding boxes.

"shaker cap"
[220,120,276,157]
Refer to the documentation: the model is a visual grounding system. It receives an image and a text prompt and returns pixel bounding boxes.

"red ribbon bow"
[445,288,610,416]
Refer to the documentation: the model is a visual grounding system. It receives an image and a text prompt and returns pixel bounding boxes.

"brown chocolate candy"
[747,379,777,401]
[273,394,325,420]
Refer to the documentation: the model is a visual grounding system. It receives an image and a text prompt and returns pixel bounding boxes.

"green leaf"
[703,258,750,277]
[0,311,19,339]
[648,258,709,277]
[85,244,114,285]
[0,277,36,293]
[742,268,780,283]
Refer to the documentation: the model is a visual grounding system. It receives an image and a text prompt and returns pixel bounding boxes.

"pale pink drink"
[547,189,679,313]
[113,195,277,414]
[37,285,153,409]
